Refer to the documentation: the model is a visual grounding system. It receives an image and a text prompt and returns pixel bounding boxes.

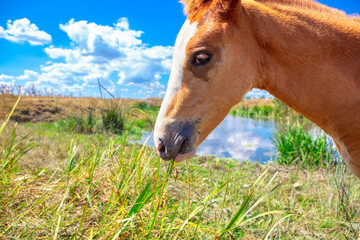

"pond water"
[140,115,279,164]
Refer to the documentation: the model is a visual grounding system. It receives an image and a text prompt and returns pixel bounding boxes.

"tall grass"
[1,99,290,239]
[55,105,125,135]
[0,132,284,238]
[2,98,360,239]
[272,121,338,168]
[101,104,125,134]
[68,110,97,134]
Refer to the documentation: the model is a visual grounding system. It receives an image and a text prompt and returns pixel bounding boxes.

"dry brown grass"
[0,94,162,123]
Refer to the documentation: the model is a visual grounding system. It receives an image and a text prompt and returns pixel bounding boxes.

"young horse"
[154,0,360,177]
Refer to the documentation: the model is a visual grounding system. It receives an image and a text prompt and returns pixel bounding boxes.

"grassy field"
[1,96,360,239]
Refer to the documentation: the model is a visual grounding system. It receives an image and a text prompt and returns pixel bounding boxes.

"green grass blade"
[173,178,231,240]
[0,95,21,136]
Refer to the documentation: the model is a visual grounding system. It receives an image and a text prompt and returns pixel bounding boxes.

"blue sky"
[0,0,359,98]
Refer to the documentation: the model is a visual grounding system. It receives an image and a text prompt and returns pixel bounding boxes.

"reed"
[101,104,125,134]
[272,121,338,169]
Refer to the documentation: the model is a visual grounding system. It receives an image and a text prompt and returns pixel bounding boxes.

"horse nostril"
[157,142,165,152]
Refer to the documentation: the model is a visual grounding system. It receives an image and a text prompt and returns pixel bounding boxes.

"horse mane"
[182,0,359,22]
[256,0,344,14]
[256,0,360,25]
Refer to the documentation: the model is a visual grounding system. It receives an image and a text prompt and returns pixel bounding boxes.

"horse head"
[154,0,260,162]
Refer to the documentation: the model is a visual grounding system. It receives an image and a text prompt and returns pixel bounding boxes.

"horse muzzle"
[154,120,197,162]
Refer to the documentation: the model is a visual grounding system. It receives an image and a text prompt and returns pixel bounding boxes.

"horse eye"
[192,52,213,66]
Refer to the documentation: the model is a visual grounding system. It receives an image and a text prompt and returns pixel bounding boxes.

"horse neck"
[242,1,360,171]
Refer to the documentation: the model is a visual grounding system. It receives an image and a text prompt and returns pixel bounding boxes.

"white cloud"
[59,18,142,57]
[0,18,51,45]
[143,46,173,60]
[0,74,15,86]
[17,70,39,81]
[44,47,81,63]
[4,18,173,97]
[0,74,15,82]
[115,18,130,30]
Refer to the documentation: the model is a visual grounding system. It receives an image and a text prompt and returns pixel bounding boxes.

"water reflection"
[196,116,276,163]
[140,115,277,164]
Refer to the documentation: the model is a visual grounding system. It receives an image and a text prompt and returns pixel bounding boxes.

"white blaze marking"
[154,20,198,132]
